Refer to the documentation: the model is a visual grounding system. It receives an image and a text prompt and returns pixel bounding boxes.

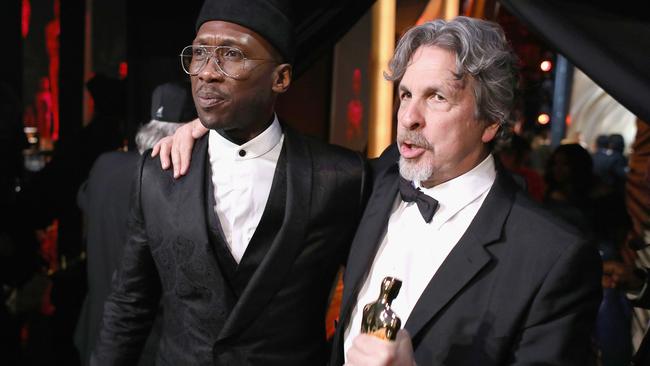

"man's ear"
[272,64,292,94]
[481,121,500,143]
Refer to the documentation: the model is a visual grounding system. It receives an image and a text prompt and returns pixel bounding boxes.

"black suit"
[93,126,367,365]
[331,146,602,365]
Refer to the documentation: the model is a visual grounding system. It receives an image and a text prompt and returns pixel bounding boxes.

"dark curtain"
[292,0,376,77]
[499,0,650,124]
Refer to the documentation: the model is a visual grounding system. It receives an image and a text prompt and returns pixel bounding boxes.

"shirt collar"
[414,154,496,229]
[208,114,282,161]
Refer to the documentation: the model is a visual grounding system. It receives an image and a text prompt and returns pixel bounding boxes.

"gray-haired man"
[333,16,601,366]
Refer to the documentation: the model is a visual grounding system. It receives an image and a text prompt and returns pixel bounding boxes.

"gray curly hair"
[135,120,182,154]
[386,16,518,141]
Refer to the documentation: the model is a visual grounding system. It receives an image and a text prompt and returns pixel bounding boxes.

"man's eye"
[433,94,446,102]
[193,48,207,57]
[400,92,411,100]
[222,49,244,61]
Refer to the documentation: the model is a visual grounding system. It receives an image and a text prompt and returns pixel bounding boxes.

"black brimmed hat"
[195,0,294,63]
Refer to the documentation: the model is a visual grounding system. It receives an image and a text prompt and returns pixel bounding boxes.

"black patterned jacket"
[92,126,368,366]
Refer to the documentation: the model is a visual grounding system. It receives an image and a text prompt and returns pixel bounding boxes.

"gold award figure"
[361,277,402,341]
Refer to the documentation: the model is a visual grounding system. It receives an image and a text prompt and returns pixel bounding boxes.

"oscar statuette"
[361,276,402,341]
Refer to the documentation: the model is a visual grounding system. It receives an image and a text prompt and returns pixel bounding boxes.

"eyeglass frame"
[179,45,278,80]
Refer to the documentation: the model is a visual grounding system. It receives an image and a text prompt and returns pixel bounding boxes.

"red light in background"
[119,61,128,79]
[565,114,571,125]
[537,113,550,125]
[540,60,552,72]
[21,0,31,38]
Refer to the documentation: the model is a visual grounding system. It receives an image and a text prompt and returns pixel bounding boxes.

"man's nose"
[400,100,424,131]
[198,56,225,81]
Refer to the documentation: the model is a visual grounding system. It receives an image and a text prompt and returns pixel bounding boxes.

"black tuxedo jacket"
[92,126,367,365]
[331,146,602,365]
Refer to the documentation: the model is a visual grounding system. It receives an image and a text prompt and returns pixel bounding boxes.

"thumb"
[191,119,209,139]
[396,329,412,346]
[395,329,416,366]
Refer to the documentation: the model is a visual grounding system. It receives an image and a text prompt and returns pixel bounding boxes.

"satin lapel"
[174,136,212,253]
[217,127,311,341]
[339,164,400,326]
[404,172,516,341]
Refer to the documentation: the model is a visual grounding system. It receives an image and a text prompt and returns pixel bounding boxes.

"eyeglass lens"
[180,46,246,78]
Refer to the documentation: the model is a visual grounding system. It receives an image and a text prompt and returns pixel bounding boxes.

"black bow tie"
[399,178,439,223]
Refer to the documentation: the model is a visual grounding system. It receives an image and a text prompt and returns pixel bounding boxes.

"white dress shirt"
[208,116,283,264]
[343,154,497,356]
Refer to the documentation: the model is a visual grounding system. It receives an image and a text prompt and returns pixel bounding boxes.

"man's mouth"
[197,96,225,109]
[196,89,228,109]
[399,141,426,159]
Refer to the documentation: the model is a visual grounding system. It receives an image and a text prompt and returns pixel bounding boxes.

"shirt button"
[238,149,246,157]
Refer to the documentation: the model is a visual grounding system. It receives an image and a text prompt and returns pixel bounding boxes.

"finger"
[151,141,161,157]
[171,137,181,179]
[159,139,171,170]
[395,329,415,359]
[352,334,396,363]
[179,138,195,176]
[191,119,209,139]
[396,329,411,343]
[346,346,383,366]
[169,120,200,176]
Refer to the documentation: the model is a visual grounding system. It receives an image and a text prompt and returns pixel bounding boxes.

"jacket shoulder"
[506,190,592,255]
[301,134,362,161]
[287,131,366,172]
[287,131,368,208]
[369,143,399,177]
[140,135,209,183]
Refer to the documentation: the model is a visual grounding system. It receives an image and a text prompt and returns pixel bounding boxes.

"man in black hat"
[77,81,196,365]
[92,1,367,365]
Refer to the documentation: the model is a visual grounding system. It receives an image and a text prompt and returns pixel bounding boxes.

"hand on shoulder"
[151,118,207,178]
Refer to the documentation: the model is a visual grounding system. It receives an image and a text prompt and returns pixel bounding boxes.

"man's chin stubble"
[398,156,434,182]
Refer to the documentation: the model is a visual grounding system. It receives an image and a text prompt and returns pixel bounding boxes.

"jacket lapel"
[339,164,400,326]
[404,172,517,341]
[217,126,312,341]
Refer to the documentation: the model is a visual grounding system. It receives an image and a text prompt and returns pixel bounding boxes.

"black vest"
[204,146,288,307]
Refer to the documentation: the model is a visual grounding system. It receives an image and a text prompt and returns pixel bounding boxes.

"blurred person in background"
[15,73,127,366]
[495,134,545,202]
[0,81,42,366]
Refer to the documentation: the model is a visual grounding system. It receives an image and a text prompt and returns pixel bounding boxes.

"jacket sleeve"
[91,156,161,365]
[509,240,602,365]
[339,151,370,269]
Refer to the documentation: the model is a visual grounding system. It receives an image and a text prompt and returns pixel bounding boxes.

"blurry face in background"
[190,21,282,143]
[396,46,498,187]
